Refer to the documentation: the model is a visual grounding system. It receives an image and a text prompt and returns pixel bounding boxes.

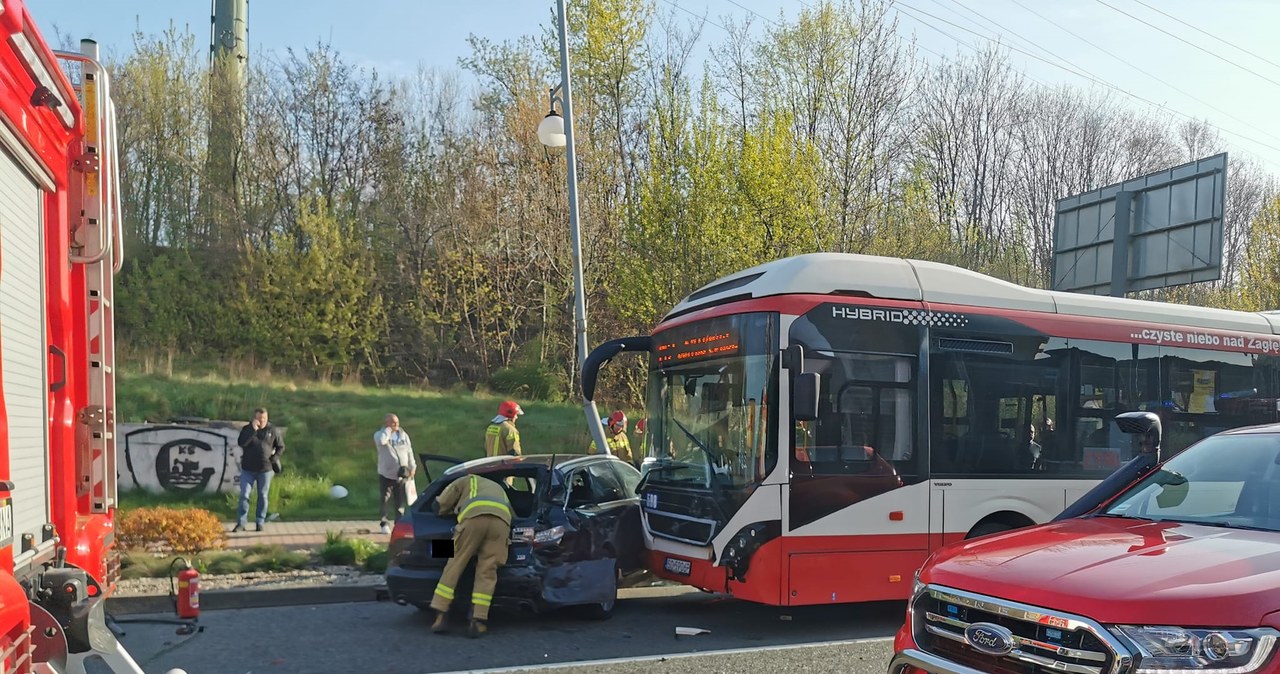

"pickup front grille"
[913,586,1132,674]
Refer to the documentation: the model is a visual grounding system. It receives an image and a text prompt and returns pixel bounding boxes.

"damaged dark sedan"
[385,454,644,620]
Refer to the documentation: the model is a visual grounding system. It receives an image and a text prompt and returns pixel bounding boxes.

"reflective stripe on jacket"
[437,474,513,526]
[484,419,521,456]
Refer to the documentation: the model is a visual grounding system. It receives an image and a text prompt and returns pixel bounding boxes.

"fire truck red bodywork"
[0,1,140,670]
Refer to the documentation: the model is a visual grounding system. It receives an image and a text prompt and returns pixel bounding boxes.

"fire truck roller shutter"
[0,144,50,560]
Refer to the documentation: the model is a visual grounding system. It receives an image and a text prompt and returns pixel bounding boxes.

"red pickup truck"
[890,413,1280,674]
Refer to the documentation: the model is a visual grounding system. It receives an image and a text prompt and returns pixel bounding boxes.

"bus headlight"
[1111,626,1278,673]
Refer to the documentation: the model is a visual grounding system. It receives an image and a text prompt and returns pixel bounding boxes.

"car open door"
[417,453,464,483]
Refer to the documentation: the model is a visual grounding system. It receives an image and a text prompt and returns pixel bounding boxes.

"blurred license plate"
[431,539,454,558]
[664,557,691,576]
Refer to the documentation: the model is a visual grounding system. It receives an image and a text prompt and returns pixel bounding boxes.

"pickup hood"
[925,517,1280,627]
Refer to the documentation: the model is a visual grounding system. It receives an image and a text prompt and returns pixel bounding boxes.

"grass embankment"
[118,372,605,521]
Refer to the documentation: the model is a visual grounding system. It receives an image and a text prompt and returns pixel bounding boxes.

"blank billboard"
[1052,153,1227,295]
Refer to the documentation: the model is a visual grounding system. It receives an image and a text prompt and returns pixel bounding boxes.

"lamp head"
[537,111,566,147]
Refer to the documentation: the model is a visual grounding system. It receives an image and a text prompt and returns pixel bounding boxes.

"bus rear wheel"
[967,522,1014,539]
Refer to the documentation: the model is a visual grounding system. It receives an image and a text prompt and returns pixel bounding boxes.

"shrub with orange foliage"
[117,507,227,554]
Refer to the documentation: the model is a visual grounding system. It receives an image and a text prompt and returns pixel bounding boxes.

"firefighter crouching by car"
[589,410,633,465]
[430,474,513,638]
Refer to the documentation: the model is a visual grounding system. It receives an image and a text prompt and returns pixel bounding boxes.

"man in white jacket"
[375,414,417,534]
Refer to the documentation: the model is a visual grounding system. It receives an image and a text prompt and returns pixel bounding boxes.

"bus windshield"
[645,312,778,492]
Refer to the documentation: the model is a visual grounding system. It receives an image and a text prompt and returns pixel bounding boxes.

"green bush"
[363,550,390,573]
[489,361,565,402]
[119,547,310,579]
[243,545,310,572]
[319,531,385,567]
[203,552,248,575]
[120,551,173,580]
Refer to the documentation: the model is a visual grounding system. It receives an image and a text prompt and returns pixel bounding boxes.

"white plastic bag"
[403,476,418,506]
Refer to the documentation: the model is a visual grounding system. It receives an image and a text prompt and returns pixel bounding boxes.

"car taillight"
[390,520,414,545]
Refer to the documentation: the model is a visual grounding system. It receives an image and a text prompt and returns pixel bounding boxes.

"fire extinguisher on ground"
[175,560,200,620]
[167,558,200,634]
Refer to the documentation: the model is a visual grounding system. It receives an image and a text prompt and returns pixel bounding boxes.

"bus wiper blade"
[637,458,693,491]
[670,417,715,463]
[645,461,694,473]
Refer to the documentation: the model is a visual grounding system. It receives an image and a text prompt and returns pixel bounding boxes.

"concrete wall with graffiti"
[118,421,287,494]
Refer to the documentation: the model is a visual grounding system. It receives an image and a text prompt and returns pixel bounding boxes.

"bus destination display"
[656,330,740,365]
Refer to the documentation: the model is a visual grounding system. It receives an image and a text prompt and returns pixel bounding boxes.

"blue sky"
[35,1,1280,173]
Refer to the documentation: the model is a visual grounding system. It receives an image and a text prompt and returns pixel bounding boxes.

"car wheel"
[579,573,618,620]
[581,594,616,620]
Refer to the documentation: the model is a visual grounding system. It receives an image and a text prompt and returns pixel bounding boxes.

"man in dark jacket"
[235,407,286,532]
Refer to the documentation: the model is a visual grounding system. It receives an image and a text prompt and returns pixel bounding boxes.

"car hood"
[925,517,1280,626]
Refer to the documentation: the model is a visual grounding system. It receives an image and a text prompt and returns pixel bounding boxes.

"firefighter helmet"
[498,400,524,418]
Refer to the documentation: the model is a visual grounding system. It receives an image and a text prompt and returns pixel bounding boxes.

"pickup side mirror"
[1114,411,1162,460]
[1053,411,1163,522]
[794,372,820,422]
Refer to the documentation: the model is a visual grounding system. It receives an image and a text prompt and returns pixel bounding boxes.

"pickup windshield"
[1101,433,1280,532]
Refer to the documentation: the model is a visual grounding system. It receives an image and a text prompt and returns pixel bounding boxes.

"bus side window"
[796,352,915,475]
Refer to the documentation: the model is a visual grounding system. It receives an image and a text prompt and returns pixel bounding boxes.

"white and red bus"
[584,252,1280,606]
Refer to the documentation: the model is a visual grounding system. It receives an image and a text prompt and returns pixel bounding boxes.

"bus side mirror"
[794,372,820,422]
[783,344,805,372]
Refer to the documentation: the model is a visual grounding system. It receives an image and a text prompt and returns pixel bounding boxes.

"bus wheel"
[967,522,1013,539]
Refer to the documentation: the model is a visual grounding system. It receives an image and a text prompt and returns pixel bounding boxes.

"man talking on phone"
[236,407,286,532]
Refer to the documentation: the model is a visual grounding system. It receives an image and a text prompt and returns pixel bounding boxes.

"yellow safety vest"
[484,420,521,457]
[437,474,513,526]
[590,432,633,463]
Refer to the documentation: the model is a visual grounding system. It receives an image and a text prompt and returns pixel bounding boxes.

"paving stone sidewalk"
[223,520,391,550]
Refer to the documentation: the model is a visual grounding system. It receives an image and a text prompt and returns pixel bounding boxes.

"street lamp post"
[538,0,610,454]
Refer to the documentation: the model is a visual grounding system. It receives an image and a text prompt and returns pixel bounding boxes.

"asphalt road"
[96,586,905,674]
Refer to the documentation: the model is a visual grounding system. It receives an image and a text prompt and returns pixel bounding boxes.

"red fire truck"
[0,2,169,671]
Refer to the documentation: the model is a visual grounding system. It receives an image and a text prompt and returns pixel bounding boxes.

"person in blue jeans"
[235,407,286,532]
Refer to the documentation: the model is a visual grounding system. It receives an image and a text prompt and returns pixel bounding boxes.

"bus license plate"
[664,557,691,576]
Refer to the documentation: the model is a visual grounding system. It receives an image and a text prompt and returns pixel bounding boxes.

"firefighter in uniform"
[485,400,523,457]
[589,410,633,464]
[430,473,513,638]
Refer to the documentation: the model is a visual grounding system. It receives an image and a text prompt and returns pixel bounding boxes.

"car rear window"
[426,468,545,519]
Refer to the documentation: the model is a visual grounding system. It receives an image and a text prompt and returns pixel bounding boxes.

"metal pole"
[555,0,611,453]
[1110,190,1132,298]
[557,0,587,373]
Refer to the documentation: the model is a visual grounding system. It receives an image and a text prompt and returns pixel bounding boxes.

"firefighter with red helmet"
[485,400,523,457]
[590,410,633,464]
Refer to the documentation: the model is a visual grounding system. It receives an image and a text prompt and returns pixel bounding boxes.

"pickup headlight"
[911,568,925,600]
[906,568,926,620]
[1111,626,1278,673]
